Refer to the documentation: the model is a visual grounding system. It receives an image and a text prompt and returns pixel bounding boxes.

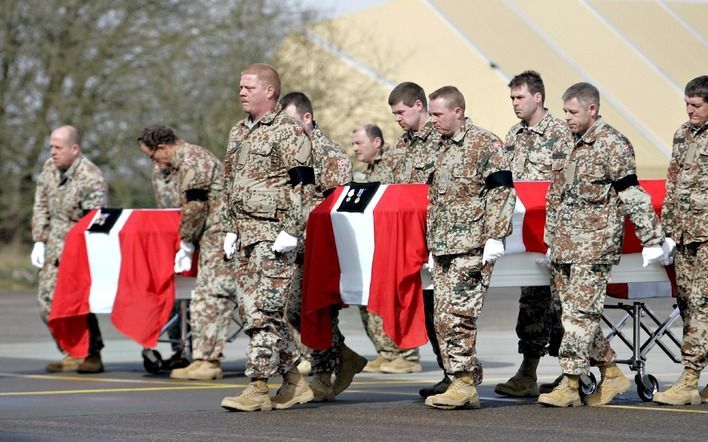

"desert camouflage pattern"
[427,118,516,256]
[151,164,181,209]
[545,117,663,264]
[428,118,515,378]
[390,119,441,184]
[504,111,571,358]
[32,155,107,322]
[359,306,420,361]
[236,241,300,378]
[311,125,353,194]
[550,263,616,374]
[662,121,708,371]
[221,102,314,246]
[545,117,664,376]
[171,141,236,361]
[363,144,395,184]
[431,252,491,382]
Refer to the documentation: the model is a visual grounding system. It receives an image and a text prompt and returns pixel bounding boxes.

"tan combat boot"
[584,363,631,406]
[362,355,390,373]
[46,355,84,373]
[221,379,272,412]
[170,360,205,379]
[538,375,582,407]
[310,372,335,402]
[424,372,480,410]
[653,368,701,406]
[187,360,222,380]
[77,354,104,374]
[332,345,367,395]
[271,367,314,410]
[539,374,563,394]
[495,356,540,397]
[379,357,422,374]
[700,385,708,404]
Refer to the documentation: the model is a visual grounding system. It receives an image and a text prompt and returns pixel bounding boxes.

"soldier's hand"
[223,232,238,259]
[174,241,195,273]
[482,238,505,265]
[641,243,664,267]
[30,241,45,269]
[272,230,298,253]
[422,252,434,271]
[660,237,676,266]
[536,249,551,269]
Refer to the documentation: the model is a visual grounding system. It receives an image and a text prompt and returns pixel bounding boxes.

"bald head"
[49,125,81,171]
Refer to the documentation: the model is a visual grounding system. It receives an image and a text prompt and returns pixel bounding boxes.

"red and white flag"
[49,209,187,358]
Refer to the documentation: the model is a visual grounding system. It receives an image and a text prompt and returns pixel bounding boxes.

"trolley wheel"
[579,372,597,398]
[141,348,163,374]
[635,373,658,402]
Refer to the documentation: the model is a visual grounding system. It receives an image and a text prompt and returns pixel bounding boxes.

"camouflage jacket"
[171,141,224,245]
[311,124,352,194]
[545,117,664,264]
[151,164,181,209]
[427,118,516,256]
[504,110,573,181]
[364,144,395,184]
[390,119,441,184]
[221,102,314,247]
[662,121,708,244]
[32,155,108,256]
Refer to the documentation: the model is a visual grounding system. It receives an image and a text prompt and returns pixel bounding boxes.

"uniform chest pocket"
[527,150,552,168]
[576,166,609,204]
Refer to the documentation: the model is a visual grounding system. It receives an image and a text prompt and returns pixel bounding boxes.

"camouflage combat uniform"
[172,141,236,362]
[358,141,425,363]
[32,155,108,353]
[151,164,181,209]
[428,118,516,382]
[222,103,314,379]
[505,111,571,358]
[661,121,708,373]
[545,117,664,375]
[286,123,353,374]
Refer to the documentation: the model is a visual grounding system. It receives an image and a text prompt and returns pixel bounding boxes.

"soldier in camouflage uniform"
[150,163,192,369]
[538,82,670,408]
[279,91,367,402]
[138,126,236,381]
[387,82,447,395]
[31,125,108,374]
[496,71,570,398]
[654,75,708,406]
[424,86,516,410]
[351,124,423,373]
[220,64,315,412]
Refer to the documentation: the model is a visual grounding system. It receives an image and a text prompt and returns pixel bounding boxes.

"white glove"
[423,252,434,271]
[661,237,676,266]
[174,241,195,273]
[641,243,664,267]
[482,238,505,265]
[272,230,298,253]
[223,232,238,259]
[536,249,551,269]
[30,241,45,269]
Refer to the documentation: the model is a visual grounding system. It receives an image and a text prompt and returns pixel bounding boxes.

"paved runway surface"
[1,288,706,441]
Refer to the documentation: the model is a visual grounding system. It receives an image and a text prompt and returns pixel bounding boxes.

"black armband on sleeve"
[485,170,514,190]
[322,187,335,198]
[611,174,639,193]
[288,166,316,187]
[185,188,209,202]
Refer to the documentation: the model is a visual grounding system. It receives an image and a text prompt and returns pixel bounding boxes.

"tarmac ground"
[1,287,707,441]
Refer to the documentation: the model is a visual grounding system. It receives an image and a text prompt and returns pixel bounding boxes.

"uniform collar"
[449,117,473,144]
[170,140,188,169]
[243,102,282,129]
[405,118,435,143]
[576,116,604,145]
[517,109,553,135]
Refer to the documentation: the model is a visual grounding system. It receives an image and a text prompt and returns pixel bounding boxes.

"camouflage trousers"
[236,241,300,379]
[516,285,564,357]
[190,233,237,361]
[359,307,420,361]
[674,242,708,372]
[37,251,103,356]
[551,263,615,375]
[286,255,345,374]
[431,251,491,383]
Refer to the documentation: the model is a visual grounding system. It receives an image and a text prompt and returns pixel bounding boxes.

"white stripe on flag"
[86,209,133,313]
[506,196,527,254]
[331,185,388,305]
